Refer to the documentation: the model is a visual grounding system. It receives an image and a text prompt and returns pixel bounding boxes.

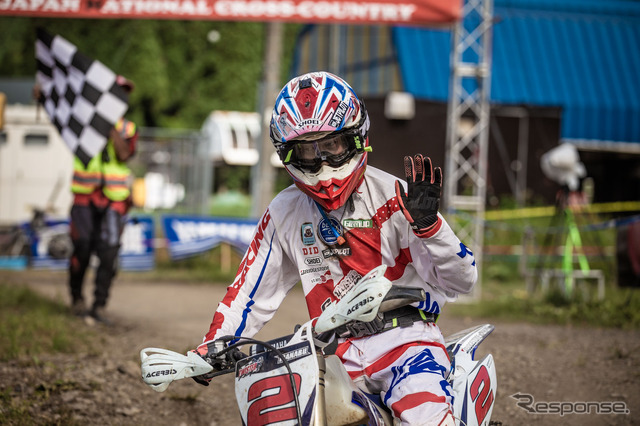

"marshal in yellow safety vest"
[71,118,137,202]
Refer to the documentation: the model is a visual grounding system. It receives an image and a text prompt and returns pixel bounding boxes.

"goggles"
[282,131,366,173]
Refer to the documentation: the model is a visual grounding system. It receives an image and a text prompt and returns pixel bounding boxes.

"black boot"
[89,304,113,326]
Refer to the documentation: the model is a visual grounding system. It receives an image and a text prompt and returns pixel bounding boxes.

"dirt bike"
[0,207,73,261]
[141,265,497,425]
[0,178,72,263]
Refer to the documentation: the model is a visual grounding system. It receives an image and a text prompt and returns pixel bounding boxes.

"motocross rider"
[193,71,477,426]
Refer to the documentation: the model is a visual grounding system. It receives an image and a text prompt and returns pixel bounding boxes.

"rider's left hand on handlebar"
[191,339,247,386]
[394,154,442,238]
[191,340,226,386]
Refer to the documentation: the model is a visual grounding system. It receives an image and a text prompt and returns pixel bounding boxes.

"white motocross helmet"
[269,71,370,211]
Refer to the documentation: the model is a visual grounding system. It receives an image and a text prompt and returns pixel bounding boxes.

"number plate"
[235,341,318,426]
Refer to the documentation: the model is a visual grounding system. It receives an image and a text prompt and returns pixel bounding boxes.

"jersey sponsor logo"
[304,256,322,266]
[231,209,272,290]
[301,222,315,245]
[333,270,362,299]
[302,246,319,256]
[342,218,373,229]
[300,265,330,276]
[310,269,332,285]
[318,216,343,245]
[322,247,351,258]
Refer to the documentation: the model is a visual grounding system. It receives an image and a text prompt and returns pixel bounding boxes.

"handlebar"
[201,343,247,378]
[142,266,427,396]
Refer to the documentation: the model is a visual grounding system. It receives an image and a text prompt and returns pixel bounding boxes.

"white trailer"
[0,104,73,224]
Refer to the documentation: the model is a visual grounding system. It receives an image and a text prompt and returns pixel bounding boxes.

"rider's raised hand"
[394,154,443,238]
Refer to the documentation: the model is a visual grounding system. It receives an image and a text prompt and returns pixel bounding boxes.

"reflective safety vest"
[102,118,136,201]
[71,118,136,202]
[71,155,102,194]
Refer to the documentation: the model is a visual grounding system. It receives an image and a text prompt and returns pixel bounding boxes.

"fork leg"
[314,354,327,426]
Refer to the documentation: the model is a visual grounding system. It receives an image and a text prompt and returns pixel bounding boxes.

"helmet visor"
[284,132,362,173]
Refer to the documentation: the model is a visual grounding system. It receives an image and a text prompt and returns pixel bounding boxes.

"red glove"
[394,154,443,238]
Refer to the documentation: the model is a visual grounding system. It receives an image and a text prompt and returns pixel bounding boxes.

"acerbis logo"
[347,296,374,315]
[145,368,177,378]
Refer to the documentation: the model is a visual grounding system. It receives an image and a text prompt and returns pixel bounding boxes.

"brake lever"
[206,367,236,378]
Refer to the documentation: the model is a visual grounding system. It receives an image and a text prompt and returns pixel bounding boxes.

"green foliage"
[210,191,252,217]
[146,244,242,283]
[448,263,640,329]
[534,287,640,328]
[480,210,617,248]
[275,167,294,192]
[210,167,292,214]
[0,388,33,426]
[0,17,301,129]
[0,283,97,361]
[215,165,252,192]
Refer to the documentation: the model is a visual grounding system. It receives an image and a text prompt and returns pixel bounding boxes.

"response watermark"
[511,393,630,416]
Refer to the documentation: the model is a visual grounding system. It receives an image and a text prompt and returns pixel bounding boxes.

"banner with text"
[0,0,462,26]
[29,216,155,271]
[118,216,156,271]
[162,215,258,260]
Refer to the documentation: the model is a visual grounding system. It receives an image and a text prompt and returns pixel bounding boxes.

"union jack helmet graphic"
[269,71,370,211]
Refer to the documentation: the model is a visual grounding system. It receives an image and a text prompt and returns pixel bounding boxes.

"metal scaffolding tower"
[444,0,494,298]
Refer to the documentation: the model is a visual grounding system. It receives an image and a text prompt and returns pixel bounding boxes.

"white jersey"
[202,166,477,343]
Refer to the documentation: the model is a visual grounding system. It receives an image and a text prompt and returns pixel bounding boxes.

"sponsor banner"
[162,215,258,260]
[0,0,462,25]
[29,216,155,271]
[119,216,155,271]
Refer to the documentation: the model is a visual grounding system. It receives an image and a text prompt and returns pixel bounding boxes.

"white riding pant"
[336,321,453,426]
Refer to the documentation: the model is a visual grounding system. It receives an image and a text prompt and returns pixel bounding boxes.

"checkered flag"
[35,28,130,166]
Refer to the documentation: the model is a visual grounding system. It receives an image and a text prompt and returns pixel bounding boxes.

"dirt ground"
[1,269,639,426]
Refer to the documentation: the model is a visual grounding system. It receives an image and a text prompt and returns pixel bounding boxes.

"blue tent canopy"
[394,0,640,145]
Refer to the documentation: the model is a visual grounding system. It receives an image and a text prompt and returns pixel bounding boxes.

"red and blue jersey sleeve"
[202,208,299,344]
